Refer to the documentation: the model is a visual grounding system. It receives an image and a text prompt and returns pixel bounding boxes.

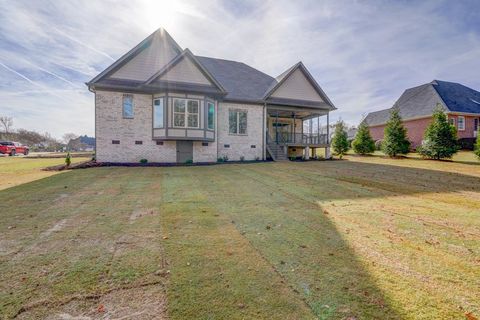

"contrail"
[0,61,70,102]
[24,61,80,88]
[53,27,115,61]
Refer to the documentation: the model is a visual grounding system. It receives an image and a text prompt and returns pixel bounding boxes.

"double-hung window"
[173,98,199,128]
[457,116,465,131]
[123,94,134,118]
[229,110,247,135]
[207,101,215,130]
[448,118,455,127]
[153,98,164,128]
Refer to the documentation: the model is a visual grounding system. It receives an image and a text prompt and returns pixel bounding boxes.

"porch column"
[293,113,296,143]
[304,147,310,160]
[309,118,313,144]
[326,112,330,144]
[317,116,320,144]
[275,111,279,143]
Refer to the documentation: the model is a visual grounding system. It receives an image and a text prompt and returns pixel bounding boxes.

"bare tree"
[62,133,78,145]
[0,116,13,134]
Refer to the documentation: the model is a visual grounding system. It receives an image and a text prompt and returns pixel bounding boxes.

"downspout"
[263,103,266,160]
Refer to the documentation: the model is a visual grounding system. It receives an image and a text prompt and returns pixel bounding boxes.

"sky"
[1,0,479,138]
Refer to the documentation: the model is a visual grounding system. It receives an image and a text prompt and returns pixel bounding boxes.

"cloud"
[0,0,479,138]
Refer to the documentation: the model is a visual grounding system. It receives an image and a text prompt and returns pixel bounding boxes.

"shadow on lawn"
[201,161,480,318]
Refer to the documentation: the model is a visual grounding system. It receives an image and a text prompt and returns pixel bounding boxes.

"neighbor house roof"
[87,28,336,110]
[364,80,480,126]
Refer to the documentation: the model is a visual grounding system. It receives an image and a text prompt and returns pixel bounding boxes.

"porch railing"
[272,132,328,145]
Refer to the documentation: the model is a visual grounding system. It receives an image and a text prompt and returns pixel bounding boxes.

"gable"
[109,34,180,81]
[270,68,323,102]
[155,56,212,85]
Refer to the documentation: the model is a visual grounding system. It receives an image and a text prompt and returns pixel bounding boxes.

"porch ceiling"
[267,105,328,119]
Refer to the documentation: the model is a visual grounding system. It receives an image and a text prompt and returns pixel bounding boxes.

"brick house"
[364,80,480,149]
[86,29,336,163]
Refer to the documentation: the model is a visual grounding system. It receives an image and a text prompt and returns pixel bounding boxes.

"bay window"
[229,110,247,135]
[153,98,164,128]
[207,101,215,130]
[173,98,199,128]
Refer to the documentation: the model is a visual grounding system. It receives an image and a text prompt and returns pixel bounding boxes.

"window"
[224,144,230,148]
[449,118,455,127]
[153,98,164,128]
[135,141,143,145]
[229,110,247,135]
[474,118,479,132]
[207,102,215,130]
[173,98,199,128]
[458,116,465,130]
[251,145,256,148]
[202,142,209,146]
[123,94,133,118]
[112,140,120,144]
[156,141,164,145]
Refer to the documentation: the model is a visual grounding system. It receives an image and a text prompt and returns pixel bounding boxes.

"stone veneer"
[217,102,265,161]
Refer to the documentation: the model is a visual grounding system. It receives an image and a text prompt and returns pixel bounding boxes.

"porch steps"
[267,143,288,161]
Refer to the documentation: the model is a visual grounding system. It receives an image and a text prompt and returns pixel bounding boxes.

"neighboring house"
[86,29,336,163]
[364,80,480,149]
[68,135,95,152]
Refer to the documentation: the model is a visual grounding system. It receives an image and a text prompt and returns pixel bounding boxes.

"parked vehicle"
[0,141,29,156]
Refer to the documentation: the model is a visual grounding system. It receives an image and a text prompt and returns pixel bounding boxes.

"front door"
[176,141,193,163]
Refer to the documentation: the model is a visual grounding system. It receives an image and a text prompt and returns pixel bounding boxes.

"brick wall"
[95,91,176,163]
[369,114,480,149]
[217,102,264,161]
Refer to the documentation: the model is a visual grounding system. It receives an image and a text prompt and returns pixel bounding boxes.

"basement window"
[250,145,256,148]
[135,141,143,145]
[202,142,209,146]
[156,141,164,145]
[112,140,120,144]
[224,144,230,148]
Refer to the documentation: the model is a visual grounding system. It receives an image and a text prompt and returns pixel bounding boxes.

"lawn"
[0,157,479,319]
[0,156,90,191]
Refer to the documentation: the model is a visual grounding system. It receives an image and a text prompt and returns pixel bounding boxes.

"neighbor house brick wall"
[448,114,480,139]
[95,90,176,163]
[217,102,264,161]
[369,117,433,149]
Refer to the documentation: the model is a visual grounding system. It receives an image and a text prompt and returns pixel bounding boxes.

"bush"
[352,122,375,155]
[474,134,480,159]
[65,152,71,167]
[458,138,476,150]
[375,139,383,151]
[382,108,410,157]
[139,158,148,164]
[222,155,229,162]
[185,159,193,165]
[331,120,349,159]
[255,156,260,161]
[289,156,296,161]
[217,157,224,163]
[417,106,459,160]
[240,156,245,162]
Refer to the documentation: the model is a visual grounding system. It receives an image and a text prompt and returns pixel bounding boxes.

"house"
[86,29,336,163]
[364,80,480,149]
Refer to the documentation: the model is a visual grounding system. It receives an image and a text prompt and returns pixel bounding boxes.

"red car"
[0,141,29,156]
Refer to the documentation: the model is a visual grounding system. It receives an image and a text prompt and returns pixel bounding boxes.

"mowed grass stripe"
[158,166,315,320]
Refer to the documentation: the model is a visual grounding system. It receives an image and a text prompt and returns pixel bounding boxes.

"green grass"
[344,149,480,164]
[0,156,90,191]
[0,157,479,319]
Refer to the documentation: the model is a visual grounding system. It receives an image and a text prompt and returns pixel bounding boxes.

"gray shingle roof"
[364,80,480,126]
[195,56,275,101]
[432,80,480,114]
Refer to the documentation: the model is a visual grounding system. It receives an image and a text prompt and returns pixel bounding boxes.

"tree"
[382,108,410,157]
[331,120,349,159]
[474,134,480,159]
[0,116,13,134]
[417,106,459,160]
[62,133,78,145]
[352,122,375,155]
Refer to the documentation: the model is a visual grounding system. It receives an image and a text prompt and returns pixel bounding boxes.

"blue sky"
[1,0,479,138]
